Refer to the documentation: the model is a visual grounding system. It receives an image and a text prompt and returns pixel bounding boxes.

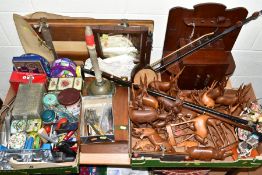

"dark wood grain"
[162,3,248,90]
[112,86,129,141]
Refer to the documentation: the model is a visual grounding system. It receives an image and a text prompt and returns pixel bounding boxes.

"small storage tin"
[58,78,74,90]
[57,88,81,116]
[12,53,51,77]
[41,109,56,123]
[42,93,58,108]
[8,133,27,149]
[50,58,76,78]
[12,83,45,119]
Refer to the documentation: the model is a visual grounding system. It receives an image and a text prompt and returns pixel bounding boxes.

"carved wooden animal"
[171,114,210,145]
[207,77,228,99]
[148,80,171,92]
[133,139,154,151]
[177,141,199,147]
[129,107,158,124]
[133,128,175,152]
[136,75,159,109]
[186,146,232,161]
[152,120,167,128]
[168,68,184,96]
[215,84,250,106]
[157,97,183,113]
[172,115,209,139]
[131,83,159,109]
[201,81,217,108]
[139,93,159,109]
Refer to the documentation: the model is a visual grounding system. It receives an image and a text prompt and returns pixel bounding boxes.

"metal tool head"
[88,79,115,96]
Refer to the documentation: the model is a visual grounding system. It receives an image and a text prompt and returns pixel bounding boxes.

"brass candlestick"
[85,26,114,95]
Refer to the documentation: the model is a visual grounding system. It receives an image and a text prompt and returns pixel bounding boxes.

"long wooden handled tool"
[82,68,262,140]
[38,17,58,60]
[155,10,262,72]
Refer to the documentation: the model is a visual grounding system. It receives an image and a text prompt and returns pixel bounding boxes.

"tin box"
[12,83,46,119]
[12,53,51,77]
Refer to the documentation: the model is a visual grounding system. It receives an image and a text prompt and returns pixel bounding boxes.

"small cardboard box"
[80,95,114,144]
[130,84,262,168]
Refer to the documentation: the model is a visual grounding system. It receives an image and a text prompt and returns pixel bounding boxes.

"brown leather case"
[162,3,248,89]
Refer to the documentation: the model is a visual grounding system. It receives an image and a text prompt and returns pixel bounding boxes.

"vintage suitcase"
[130,3,262,169]
[24,13,154,166]
[162,3,248,90]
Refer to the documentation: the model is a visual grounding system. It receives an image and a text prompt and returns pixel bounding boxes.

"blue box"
[12,53,51,77]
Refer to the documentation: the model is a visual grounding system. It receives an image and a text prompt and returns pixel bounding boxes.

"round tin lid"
[41,109,56,123]
[58,88,80,106]
[43,93,58,107]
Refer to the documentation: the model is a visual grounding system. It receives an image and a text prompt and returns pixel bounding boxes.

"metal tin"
[58,78,74,90]
[48,78,59,91]
[10,119,27,134]
[41,109,56,123]
[58,88,81,116]
[8,133,26,149]
[12,53,51,77]
[26,119,42,132]
[42,93,58,108]
[73,77,83,90]
[50,58,76,78]
[12,83,45,119]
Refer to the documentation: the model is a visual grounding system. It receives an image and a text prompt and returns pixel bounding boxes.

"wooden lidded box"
[24,13,154,166]
[162,3,248,90]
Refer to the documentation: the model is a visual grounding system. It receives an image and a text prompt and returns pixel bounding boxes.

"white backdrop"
[0,0,262,99]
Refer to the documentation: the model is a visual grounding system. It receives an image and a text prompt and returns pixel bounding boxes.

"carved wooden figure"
[169,114,210,144]
[201,81,217,108]
[168,68,184,96]
[148,79,171,92]
[137,75,159,109]
[157,96,183,114]
[133,128,175,152]
[186,146,232,161]
[133,139,155,151]
[129,107,159,125]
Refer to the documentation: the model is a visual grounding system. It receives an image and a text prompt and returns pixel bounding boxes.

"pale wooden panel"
[80,153,130,165]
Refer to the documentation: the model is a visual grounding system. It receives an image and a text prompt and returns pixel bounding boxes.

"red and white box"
[9,71,47,93]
